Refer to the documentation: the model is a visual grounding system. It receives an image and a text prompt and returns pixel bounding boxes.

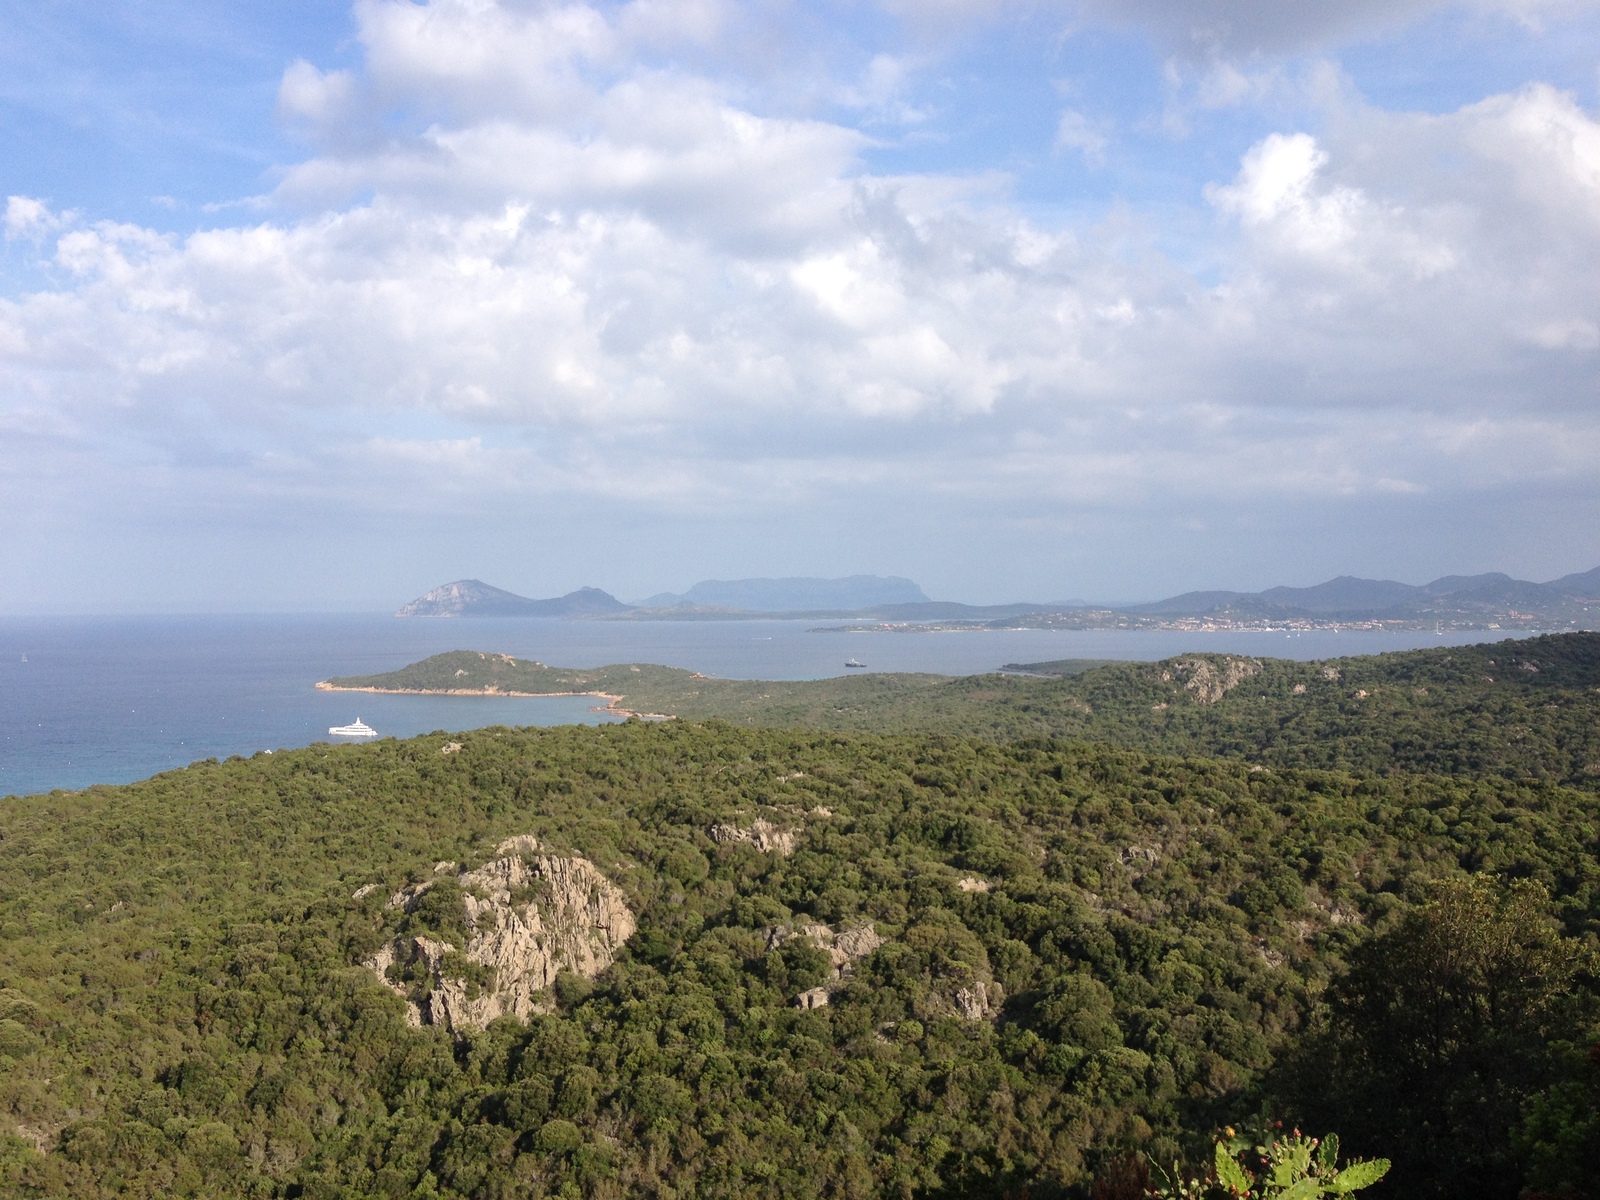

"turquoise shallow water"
[0,614,1525,797]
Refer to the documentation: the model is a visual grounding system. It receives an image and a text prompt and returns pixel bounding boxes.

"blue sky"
[1,0,1598,610]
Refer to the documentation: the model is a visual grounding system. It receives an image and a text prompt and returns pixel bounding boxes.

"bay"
[0,613,1528,797]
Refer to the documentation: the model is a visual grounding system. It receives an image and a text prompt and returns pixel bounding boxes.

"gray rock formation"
[364,836,635,1029]
[954,980,1004,1021]
[1171,656,1261,703]
[708,818,799,856]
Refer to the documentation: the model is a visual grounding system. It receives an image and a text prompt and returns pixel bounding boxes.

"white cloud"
[277,60,360,128]
[5,196,73,240]
[835,54,928,124]
[3,0,1600,605]
[1055,109,1110,165]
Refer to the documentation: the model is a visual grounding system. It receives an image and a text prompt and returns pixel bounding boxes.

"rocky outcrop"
[709,819,798,856]
[1172,657,1261,704]
[363,836,635,1030]
[1117,844,1161,876]
[766,919,885,1008]
[954,981,1003,1021]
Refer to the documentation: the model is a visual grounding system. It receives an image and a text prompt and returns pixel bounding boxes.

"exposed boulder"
[1117,844,1161,876]
[363,836,635,1030]
[795,987,831,1011]
[708,818,798,856]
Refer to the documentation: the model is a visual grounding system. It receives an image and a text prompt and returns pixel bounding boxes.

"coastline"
[313,680,671,721]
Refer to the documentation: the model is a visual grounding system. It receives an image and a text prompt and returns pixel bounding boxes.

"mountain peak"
[396,581,631,618]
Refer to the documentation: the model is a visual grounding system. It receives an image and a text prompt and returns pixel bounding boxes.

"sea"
[0,614,1530,798]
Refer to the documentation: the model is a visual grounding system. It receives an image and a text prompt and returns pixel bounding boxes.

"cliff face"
[364,836,636,1029]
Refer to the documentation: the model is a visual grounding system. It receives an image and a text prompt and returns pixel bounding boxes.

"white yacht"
[329,718,377,737]
[845,659,866,668]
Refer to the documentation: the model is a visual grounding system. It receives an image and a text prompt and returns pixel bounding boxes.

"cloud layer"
[2,0,1598,605]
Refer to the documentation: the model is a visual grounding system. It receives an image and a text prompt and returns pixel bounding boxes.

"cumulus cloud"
[2,0,1599,603]
[4,196,74,241]
[1195,84,1600,411]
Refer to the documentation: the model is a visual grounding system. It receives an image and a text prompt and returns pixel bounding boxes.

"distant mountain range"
[394,576,937,618]
[1127,567,1600,622]
[395,580,631,618]
[395,567,1600,629]
[635,575,929,611]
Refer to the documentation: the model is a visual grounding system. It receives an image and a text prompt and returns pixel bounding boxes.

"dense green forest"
[2,713,1598,1198]
[325,633,1600,789]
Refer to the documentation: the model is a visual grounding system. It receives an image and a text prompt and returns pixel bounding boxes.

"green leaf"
[1333,1160,1391,1192]
[1215,1142,1251,1194]
[1277,1178,1322,1200]
[1317,1134,1339,1171]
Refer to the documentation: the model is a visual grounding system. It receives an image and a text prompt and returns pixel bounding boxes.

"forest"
[325,632,1600,790]
[0,634,1595,1198]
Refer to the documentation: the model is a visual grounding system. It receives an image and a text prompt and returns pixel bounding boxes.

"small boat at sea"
[845,659,866,669]
[329,718,377,737]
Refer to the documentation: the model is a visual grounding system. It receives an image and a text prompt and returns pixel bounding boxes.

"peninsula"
[319,632,1600,788]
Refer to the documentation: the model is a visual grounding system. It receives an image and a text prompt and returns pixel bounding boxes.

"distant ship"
[845,659,866,668]
[329,718,377,737]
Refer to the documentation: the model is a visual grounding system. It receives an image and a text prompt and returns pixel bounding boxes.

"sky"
[1,0,1598,611]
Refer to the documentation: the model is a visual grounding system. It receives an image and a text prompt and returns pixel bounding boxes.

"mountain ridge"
[394,566,1600,628]
[1129,565,1600,620]
[395,580,631,618]
[635,574,930,611]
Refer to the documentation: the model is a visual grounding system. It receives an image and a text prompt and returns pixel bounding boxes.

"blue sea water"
[0,614,1527,798]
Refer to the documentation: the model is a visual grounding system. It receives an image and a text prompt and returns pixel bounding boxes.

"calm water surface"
[0,614,1529,797]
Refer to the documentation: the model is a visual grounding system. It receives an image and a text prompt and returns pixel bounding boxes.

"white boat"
[329,718,377,737]
[845,659,866,668]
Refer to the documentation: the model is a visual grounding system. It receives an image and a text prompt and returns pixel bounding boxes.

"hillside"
[323,633,1600,790]
[396,582,631,618]
[2,722,1596,1198]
